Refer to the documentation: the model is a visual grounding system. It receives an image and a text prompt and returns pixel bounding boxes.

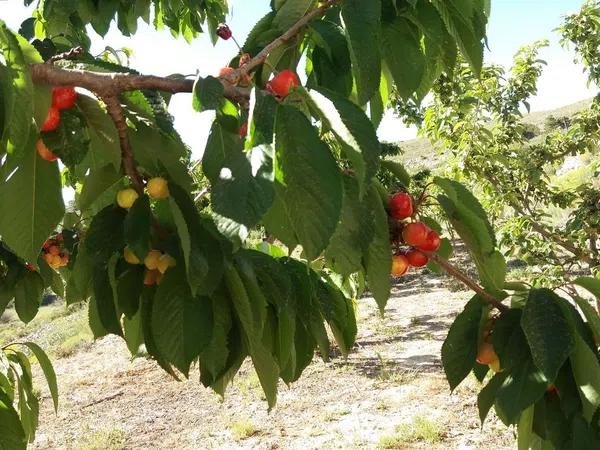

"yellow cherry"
[146,177,169,200]
[124,247,141,265]
[144,250,162,270]
[116,188,139,209]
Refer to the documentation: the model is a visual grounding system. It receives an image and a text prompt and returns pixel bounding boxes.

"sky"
[2,0,597,155]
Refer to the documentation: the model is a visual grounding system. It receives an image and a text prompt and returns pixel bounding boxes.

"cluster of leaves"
[0,342,58,447]
[23,0,228,50]
[444,279,600,449]
[0,1,493,446]
[561,0,600,86]
[413,34,600,282]
[5,1,600,449]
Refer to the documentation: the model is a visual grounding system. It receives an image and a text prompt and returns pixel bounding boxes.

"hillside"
[396,98,594,171]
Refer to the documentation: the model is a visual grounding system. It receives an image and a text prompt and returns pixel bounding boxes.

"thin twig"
[237,0,341,77]
[428,253,509,312]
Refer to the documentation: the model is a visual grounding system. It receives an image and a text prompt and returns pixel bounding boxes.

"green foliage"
[8,0,581,446]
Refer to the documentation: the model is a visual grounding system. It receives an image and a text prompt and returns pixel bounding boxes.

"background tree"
[0,1,600,449]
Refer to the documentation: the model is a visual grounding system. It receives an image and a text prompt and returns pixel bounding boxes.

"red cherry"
[389,193,414,220]
[266,70,299,98]
[41,106,60,132]
[402,222,429,248]
[391,254,409,276]
[417,230,441,252]
[406,249,429,267]
[52,86,77,110]
[239,122,248,138]
[216,23,233,40]
[25,262,35,271]
[35,139,58,162]
[43,239,53,250]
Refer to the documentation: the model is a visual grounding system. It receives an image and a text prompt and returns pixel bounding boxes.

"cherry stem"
[231,35,243,52]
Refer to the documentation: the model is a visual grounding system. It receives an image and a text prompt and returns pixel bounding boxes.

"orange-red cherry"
[35,139,58,162]
[52,86,77,110]
[418,230,441,252]
[41,106,60,132]
[406,249,429,267]
[402,222,429,248]
[389,193,413,220]
[266,70,299,98]
[391,254,409,276]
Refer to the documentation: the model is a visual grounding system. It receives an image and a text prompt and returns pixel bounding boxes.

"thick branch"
[102,95,145,194]
[428,253,509,312]
[30,64,251,107]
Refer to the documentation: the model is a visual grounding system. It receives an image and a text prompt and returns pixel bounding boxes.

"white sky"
[2,0,597,156]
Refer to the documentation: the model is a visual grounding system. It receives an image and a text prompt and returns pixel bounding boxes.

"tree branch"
[30,64,251,107]
[428,253,509,312]
[102,95,145,194]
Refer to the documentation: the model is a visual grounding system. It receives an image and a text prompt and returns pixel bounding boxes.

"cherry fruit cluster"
[37,86,78,162]
[42,234,69,270]
[388,192,441,276]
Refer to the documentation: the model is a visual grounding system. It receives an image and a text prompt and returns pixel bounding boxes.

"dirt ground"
[30,271,516,450]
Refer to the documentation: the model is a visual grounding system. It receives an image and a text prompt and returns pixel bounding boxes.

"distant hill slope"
[396,98,594,171]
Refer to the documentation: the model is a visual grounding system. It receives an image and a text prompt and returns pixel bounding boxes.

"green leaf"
[116,265,144,318]
[246,90,278,149]
[572,296,600,347]
[477,371,509,424]
[168,184,223,296]
[124,195,152,261]
[495,358,548,425]
[91,268,123,337]
[78,164,123,211]
[123,309,144,356]
[380,160,411,188]
[84,205,126,264]
[192,76,224,112]
[0,20,32,157]
[199,290,232,387]
[435,177,505,293]
[307,89,381,195]
[0,134,64,264]
[518,406,535,450]
[325,175,375,276]
[308,21,352,98]
[272,0,313,31]
[21,342,58,412]
[211,145,275,227]
[315,275,357,356]
[363,185,392,313]
[274,105,343,260]
[224,264,279,409]
[570,333,600,420]
[492,309,529,371]
[75,95,121,170]
[152,268,213,377]
[382,16,426,99]
[521,289,575,382]
[441,295,483,391]
[341,0,382,104]
[431,0,485,75]
[0,390,26,450]
[14,271,43,323]
[129,122,193,191]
